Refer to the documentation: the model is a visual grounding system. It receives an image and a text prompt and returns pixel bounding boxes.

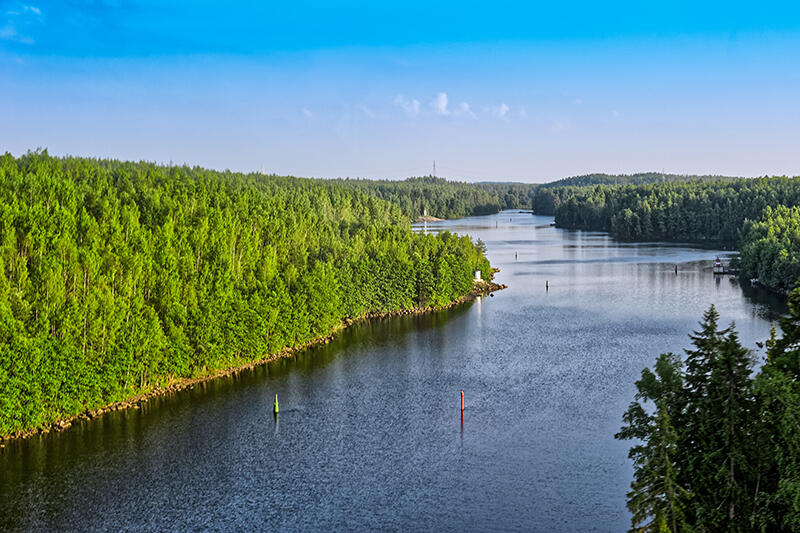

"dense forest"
[550,178,800,243]
[739,205,800,292]
[327,176,535,220]
[532,173,738,216]
[538,172,737,190]
[617,301,800,532]
[0,152,491,436]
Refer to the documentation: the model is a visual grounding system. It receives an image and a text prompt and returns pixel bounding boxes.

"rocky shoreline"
[0,278,506,444]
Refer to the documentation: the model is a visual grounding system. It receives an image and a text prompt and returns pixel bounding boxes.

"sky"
[1,1,800,182]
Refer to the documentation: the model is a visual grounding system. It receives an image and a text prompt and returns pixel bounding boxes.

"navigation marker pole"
[274,394,279,415]
[461,390,464,412]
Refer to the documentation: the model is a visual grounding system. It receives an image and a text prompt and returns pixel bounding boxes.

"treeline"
[549,178,800,243]
[539,172,737,190]
[739,205,800,292]
[617,302,800,532]
[0,152,490,436]
[532,173,738,216]
[327,176,536,219]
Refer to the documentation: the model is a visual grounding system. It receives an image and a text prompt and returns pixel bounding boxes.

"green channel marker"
[274,394,279,414]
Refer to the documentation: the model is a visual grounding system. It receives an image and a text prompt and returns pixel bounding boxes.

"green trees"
[619,298,800,531]
[751,291,800,532]
[541,177,800,292]
[739,205,800,292]
[0,151,491,436]
[326,176,536,219]
[618,306,762,532]
[548,177,800,246]
[616,353,689,533]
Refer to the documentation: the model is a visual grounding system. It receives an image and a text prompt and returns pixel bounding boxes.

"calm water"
[0,211,786,532]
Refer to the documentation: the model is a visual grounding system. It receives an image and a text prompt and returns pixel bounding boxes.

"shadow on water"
[732,277,789,321]
[0,303,472,531]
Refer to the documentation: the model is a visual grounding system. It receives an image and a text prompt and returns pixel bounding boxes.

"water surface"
[0,211,785,532]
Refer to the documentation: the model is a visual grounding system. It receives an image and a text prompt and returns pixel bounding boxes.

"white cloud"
[573,98,583,105]
[1,5,41,43]
[301,107,313,118]
[431,92,449,115]
[611,110,620,118]
[489,103,510,119]
[429,92,476,119]
[456,101,476,119]
[393,95,420,117]
[519,107,528,118]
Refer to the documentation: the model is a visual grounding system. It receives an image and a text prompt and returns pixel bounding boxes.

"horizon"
[2,1,800,181]
[6,149,768,184]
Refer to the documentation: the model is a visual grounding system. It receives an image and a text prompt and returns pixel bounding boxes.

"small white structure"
[475,270,482,281]
[713,257,724,275]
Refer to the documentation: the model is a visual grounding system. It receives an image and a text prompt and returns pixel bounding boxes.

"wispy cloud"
[358,105,375,119]
[519,107,528,118]
[394,94,420,117]
[488,103,510,120]
[301,107,313,118]
[1,4,42,44]
[431,92,449,115]
[430,92,475,118]
[456,101,476,119]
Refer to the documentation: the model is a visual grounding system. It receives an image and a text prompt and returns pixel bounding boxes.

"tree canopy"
[0,151,491,436]
[618,300,800,532]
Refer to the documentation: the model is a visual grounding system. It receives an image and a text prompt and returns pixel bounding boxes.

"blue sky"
[1,1,800,181]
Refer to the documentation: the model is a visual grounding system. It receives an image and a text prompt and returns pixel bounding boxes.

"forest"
[531,173,737,216]
[539,172,737,190]
[550,178,800,243]
[326,176,536,219]
[543,177,800,291]
[617,300,800,532]
[0,152,491,436]
[738,205,800,292]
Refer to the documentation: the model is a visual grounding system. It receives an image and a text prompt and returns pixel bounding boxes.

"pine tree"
[624,404,690,533]
[752,289,800,532]
[617,353,689,533]
[699,328,755,531]
[678,305,727,526]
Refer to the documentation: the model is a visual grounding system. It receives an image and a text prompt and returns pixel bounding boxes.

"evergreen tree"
[698,328,755,531]
[752,290,800,532]
[619,308,760,532]
[623,404,690,533]
[617,353,689,533]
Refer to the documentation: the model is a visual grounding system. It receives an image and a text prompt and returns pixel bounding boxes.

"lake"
[0,211,785,532]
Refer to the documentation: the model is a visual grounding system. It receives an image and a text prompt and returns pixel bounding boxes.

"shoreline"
[0,279,506,444]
